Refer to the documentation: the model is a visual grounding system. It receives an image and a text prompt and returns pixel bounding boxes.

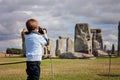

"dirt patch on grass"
[0,52,5,56]
[0,52,21,57]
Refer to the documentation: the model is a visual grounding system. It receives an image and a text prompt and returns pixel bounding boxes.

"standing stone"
[92,31,101,49]
[91,29,103,50]
[42,45,48,58]
[48,39,56,57]
[92,32,95,50]
[104,45,107,51]
[56,38,64,56]
[111,44,115,54]
[74,23,92,54]
[92,32,100,56]
[118,22,120,56]
[91,29,108,56]
[66,38,74,53]
[96,30,103,49]
[21,28,27,56]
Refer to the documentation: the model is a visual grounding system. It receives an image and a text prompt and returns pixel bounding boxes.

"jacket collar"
[31,30,40,35]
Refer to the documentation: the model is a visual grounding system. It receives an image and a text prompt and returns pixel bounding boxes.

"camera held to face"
[38,27,47,34]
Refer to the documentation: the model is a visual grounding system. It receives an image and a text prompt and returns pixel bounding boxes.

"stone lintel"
[59,36,69,39]
[91,29,101,33]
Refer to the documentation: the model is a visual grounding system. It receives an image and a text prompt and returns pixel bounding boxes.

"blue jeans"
[26,61,40,80]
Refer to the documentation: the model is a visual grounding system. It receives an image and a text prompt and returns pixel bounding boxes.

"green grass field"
[0,56,120,80]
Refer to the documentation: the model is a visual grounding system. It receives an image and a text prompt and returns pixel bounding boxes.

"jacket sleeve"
[39,34,48,46]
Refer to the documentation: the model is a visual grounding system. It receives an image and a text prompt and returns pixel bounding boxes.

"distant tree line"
[6,48,22,54]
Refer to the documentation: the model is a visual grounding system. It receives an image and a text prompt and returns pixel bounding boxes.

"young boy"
[25,19,48,80]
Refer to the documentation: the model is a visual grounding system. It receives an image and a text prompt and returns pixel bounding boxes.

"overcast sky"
[0,0,119,52]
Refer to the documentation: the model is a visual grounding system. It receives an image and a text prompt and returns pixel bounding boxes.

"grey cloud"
[58,0,120,24]
[101,27,118,48]
[0,33,20,41]
[0,0,55,5]
[0,0,119,51]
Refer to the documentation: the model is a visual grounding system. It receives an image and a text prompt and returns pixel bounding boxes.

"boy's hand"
[42,29,47,34]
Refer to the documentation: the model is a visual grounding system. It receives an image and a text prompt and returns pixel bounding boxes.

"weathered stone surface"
[104,45,107,51]
[91,28,104,56]
[59,52,94,59]
[118,22,120,56]
[21,28,27,56]
[42,39,56,58]
[92,32,100,54]
[74,52,94,59]
[59,36,69,39]
[91,29,103,50]
[47,39,56,57]
[96,33,103,49]
[56,36,74,55]
[91,29,101,33]
[66,38,74,53]
[59,52,77,59]
[42,46,48,58]
[95,49,108,56]
[92,40,101,50]
[56,38,64,56]
[74,23,92,54]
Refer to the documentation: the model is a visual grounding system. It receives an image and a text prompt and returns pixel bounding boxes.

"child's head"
[26,19,39,32]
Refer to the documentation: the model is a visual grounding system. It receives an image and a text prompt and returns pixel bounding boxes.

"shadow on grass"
[97,74,120,77]
[0,61,26,65]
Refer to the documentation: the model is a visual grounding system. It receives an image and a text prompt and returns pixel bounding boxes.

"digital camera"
[38,27,47,34]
